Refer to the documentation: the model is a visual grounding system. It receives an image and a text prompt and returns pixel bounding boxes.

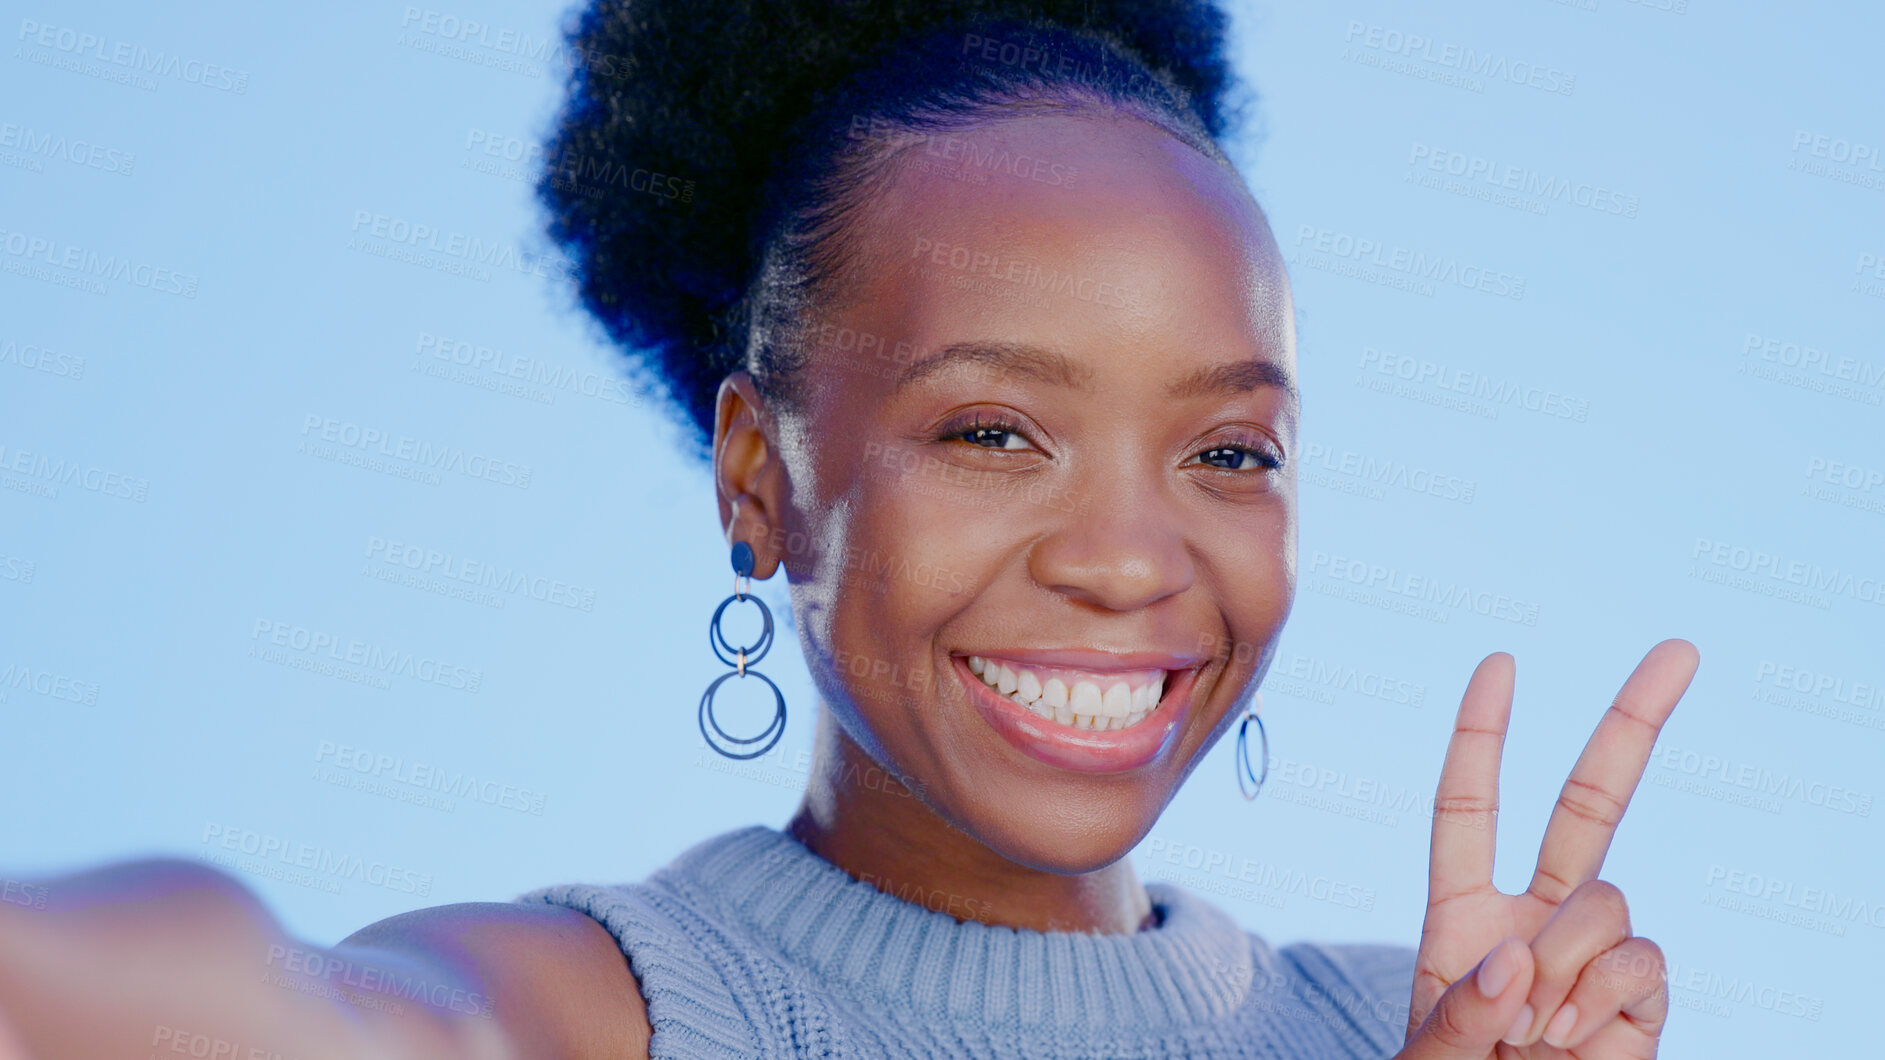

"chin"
[946,771,1172,875]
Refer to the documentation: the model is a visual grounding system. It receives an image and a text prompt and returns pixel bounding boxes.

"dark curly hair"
[536,0,1251,462]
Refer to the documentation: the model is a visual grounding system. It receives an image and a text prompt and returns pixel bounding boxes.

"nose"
[1025,476,1195,612]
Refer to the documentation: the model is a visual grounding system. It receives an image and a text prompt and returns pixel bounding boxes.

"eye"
[1193,434,1284,473]
[939,411,1038,452]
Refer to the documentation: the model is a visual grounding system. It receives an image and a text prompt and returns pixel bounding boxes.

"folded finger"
[1509,878,1631,1046]
[1542,936,1669,1052]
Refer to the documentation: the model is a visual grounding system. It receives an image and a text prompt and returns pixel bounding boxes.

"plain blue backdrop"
[2,1,1881,1055]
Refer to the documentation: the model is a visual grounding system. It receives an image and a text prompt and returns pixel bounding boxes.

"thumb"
[1398,937,1535,1060]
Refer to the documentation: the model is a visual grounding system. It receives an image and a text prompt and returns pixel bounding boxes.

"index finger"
[1527,639,1700,904]
[1428,650,1516,903]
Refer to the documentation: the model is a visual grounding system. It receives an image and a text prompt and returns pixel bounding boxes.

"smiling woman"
[0,1,1701,1059]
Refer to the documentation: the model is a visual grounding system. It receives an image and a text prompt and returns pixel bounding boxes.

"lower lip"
[954,654,1197,773]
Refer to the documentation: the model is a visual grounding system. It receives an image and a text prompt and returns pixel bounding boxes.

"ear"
[712,370,790,580]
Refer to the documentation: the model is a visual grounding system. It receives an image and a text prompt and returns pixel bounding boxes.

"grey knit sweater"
[519,826,1417,1058]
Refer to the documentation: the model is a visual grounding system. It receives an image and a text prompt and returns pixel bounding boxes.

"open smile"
[951,649,1206,773]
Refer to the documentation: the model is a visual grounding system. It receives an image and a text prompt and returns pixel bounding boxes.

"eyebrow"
[1165,357,1298,402]
[891,340,1298,402]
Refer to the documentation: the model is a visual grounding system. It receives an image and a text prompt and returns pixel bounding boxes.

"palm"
[1404,641,1700,1058]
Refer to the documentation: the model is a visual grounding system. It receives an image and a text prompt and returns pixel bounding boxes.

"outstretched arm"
[0,857,647,1059]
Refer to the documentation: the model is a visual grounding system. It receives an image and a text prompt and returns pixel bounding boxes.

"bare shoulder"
[342,901,651,1060]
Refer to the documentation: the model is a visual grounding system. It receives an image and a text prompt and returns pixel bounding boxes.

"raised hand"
[1395,639,1700,1059]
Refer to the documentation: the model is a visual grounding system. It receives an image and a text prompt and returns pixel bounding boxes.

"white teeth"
[1042,677,1067,709]
[967,655,1171,731]
[1016,669,1041,703]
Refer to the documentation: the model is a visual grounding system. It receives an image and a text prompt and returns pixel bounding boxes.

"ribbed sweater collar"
[657,825,1257,1030]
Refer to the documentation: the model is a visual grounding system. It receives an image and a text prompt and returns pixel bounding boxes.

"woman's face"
[726,110,1297,873]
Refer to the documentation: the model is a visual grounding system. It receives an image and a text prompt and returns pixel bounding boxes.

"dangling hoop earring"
[1236,692,1269,801]
[699,541,787,760]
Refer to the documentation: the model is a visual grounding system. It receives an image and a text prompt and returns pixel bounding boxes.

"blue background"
[2,1,1880,1055]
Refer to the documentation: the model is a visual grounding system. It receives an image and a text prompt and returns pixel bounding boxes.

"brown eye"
[1194,439,1283,472]
[940,413,1037,451]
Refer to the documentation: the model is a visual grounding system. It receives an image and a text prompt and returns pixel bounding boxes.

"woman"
[0,0,1697,1057]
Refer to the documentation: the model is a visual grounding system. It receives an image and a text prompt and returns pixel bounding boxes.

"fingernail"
[1501,1003,1534,1045]
[1542,1002,1579,1047]
[1475,938,1519,998]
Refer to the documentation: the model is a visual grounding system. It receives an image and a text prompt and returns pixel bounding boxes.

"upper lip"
[956,647,1205,673]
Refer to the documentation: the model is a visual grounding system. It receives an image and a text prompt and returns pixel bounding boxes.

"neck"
[784,706,1155,935]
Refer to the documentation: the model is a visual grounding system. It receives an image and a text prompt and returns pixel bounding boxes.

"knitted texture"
[519,826,1417,1058]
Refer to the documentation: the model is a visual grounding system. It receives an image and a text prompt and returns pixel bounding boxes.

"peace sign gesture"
[1395,639,1700,1059]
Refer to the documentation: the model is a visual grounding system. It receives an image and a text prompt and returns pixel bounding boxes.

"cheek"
[823,483,980,714]
[1205,500,1296,658]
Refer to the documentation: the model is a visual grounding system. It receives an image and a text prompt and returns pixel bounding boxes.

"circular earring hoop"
[1236,701,1269,801]
[698,541,788,760]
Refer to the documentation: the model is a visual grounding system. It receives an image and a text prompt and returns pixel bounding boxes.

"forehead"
[825,110,1293,385]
